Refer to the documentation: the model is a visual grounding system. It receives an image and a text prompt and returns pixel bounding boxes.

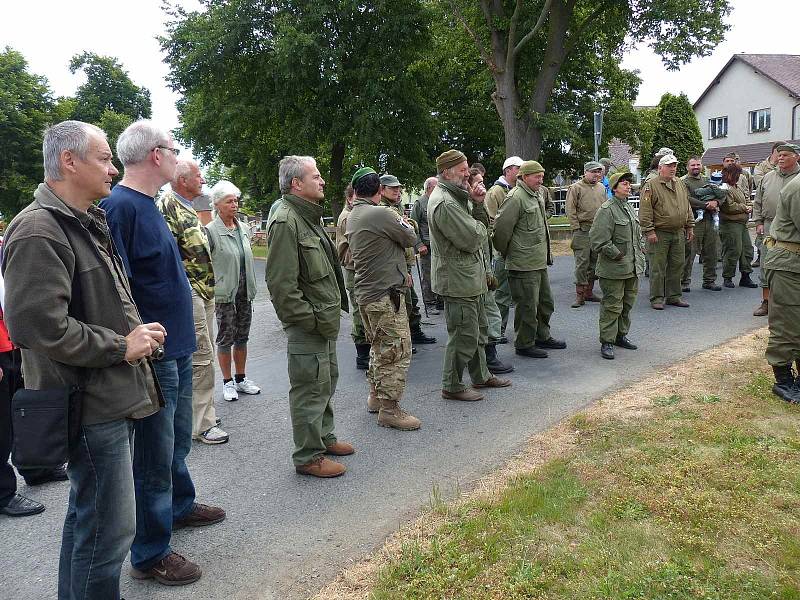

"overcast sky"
[2,0,797,156]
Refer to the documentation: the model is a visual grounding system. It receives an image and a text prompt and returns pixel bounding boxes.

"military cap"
[655,147,674,157]
[518,160,544,176]
[502,156,524,170]
[658,154,678,166]
[379,174,401,187]
[351,166,376,186]
[584,160,604,172]
[436,149,467,172]
[775,143,800,156]
[608,171,633,190]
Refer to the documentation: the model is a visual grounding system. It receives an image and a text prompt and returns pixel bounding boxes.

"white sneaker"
[235,377,261,395]
[223,381,239,402]
[198,426,229,445]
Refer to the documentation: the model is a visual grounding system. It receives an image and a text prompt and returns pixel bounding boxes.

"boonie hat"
[609,171,633,190]
[656,147,674,157]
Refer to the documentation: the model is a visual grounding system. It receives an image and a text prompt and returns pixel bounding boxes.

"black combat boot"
[739,273,758,288]
[772,364,797,403]
[484,343,514,374]
[355,343,370,370]
[411,329,436,344]
[600,343,615,360]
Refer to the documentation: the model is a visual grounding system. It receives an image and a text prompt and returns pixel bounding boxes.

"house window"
[709,116,728,139]
[749,108,771,133]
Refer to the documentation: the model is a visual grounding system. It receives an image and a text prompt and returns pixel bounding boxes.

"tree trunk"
[328,140,345,221]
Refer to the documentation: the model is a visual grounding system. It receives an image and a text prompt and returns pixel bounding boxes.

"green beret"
[776,143,800,156]
[351,166,376,186]
[584,160,604,172]
[518,161,544,176]
[379,174,401,187]
[436,149,467,172]
[609,171,633,190]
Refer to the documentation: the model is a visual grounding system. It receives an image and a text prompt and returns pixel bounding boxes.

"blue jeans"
[131,355,196,570]
[58,419,135,600]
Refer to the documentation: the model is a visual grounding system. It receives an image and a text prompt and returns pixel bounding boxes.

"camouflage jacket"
[157,190,215,300]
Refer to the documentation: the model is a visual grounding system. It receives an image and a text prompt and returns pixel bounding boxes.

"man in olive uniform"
[410,177,440,313]
[639,154,694,310]
[379,174,436,347]
[643,147,674,184]
[485,156,523,336]
[346,167,421,430]
[493,160,565,358]
[764,169,800,403]
[266,155,354,478]
[566,160,607,307]
[589,172,646,360]
[752,142,783,267]
[680,156,720,292]
[752,143,800,317]
[428,150,511,402]
[336,185,370,369]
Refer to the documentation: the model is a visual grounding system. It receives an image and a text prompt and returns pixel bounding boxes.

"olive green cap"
[379,174,401,187]
[609,171,633,190]
[584,160,604,172]
[436,149,467,172]
[776,143,800,155]
[518,160,544,176]
[351,166,376,186]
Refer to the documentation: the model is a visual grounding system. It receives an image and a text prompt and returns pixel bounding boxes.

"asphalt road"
[1,254,765,600]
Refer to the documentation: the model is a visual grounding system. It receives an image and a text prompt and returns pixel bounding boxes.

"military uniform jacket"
[719,186,749,223]
[565,179,606,231]
[764,175,800,274]
[753,158,777,187]
[428,179,488,298]
[266,194,348,341]
[680,174,710,217]
[589,194,646,279]
[484,179,512,220]
[753,166,800,226]
[638,176,694,233]
[335,205,354,270]
[409,194,431,244]
[492,180,550,272]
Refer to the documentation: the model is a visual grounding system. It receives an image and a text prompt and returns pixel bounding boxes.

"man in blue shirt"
[101,120,225,587]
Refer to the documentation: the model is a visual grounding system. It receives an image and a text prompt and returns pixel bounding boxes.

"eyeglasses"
[154,145,180,156]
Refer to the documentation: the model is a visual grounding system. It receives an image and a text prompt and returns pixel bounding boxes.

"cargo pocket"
[299,236,331,281]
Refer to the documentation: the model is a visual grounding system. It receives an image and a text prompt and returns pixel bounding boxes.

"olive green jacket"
[753,165,800,226]
[764,175,800,274]
[205,216,257,304]
[266,194,348,340]
[428,179,488,298]
[719,186,750,223]
[492,180,551,271]
[590,194,646,279]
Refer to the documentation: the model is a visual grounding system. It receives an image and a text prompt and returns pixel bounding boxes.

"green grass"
[371,368,800,599]
[548,215,569,226]
[250,244,267,259]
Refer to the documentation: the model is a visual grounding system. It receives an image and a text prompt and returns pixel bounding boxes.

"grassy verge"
[316,330,800,599]
[251,244,267,259]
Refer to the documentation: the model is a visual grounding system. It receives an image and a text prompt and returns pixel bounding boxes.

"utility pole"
[593,110,604,161]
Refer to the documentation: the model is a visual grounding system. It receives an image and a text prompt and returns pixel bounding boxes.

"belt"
[764,236,800,254]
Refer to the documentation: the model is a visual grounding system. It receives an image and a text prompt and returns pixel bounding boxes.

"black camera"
[152,345,165,361]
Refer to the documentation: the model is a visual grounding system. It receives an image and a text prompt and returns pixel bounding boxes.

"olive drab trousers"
[648,229,685,304]
[682,216,719,286]
[344,268,366,345]
[719,221,754,279]
[765,269,800,367]
[441,295,491,392]
[508,269,554,349]
[598,277,639,343]
[493,256,512,333]
[571,228,598,286]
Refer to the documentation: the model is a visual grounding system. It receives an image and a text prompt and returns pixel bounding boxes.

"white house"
[694,54,800,167]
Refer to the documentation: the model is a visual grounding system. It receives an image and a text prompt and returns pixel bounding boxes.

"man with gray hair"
[3,120,166,597]
[410,176,440,312]
[101,120,225,586]
[157,159,229,445]
[266,155,354,477]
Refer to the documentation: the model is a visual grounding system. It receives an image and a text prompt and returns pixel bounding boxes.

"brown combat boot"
[367,383,379,413]
[325,441,355,456]
[571,284,585,308]
[295,456,346,478]
[377,399,421,431]
[584,281,600,302]
[753,288,769,317]
[472,376,512,389]
[442,388,484,401]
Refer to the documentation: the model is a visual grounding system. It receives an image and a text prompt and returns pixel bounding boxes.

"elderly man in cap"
[410,176,441,313]
[428,150,511,402]
[380,174,436,347]
[493,160,565,358]
[752,143,800,317]
[590,172,646,360]
[485,156,524,337]
[566,160,607,307]
[347,167,421,430]
[639,154,694,310]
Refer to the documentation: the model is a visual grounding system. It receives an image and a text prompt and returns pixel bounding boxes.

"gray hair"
[174,158,199,181]
[43,120,106,181]
[211,180,241,206]
[116,119,170,166]
[278,155,316,194]
[424,176,438,193]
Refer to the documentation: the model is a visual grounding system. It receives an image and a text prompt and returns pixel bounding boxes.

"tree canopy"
[640,92,705,177]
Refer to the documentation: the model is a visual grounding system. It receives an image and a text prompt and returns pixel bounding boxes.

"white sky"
[2,0,797,156]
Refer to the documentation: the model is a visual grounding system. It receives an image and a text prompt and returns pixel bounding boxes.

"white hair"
[278,155,316,194]
[424,176,438,192]
[116,119,170,167]
[173,158,199,182]
[43,120,106,181]
[211,180,241,206]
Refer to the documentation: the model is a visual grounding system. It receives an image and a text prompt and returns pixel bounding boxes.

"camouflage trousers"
[360,294,412,403]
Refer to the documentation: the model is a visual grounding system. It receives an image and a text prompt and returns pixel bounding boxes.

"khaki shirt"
[335,205,354,270]
[764,175,800,273]
[565,179,606,231]
[753,158,777,187]
[484,181,512,220]
[753,165,800,226]
[638,176,694,233]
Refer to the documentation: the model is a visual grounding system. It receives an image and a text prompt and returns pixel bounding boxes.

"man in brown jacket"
[566,161,606,307]
[639,154,694,310]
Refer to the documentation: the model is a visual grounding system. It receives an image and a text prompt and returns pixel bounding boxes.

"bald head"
[171,158,205,200]
[424,176,438,195]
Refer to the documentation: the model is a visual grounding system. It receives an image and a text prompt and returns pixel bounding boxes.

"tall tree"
[445,0,731,159]
[643,93,704,177]
[162,0,435,218]
[0,47,54,217]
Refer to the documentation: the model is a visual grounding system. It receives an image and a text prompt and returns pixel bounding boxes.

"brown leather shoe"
[666,299,690,308]
[753,299,768,317]
[174,503,226,529]
[131,551,202,586]
[325,441,355,456]
[441,389,484,402]
[472,376,512,389]
[295,456,346,478]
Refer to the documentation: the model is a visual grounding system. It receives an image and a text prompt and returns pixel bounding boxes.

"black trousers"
[0,349,49,504]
